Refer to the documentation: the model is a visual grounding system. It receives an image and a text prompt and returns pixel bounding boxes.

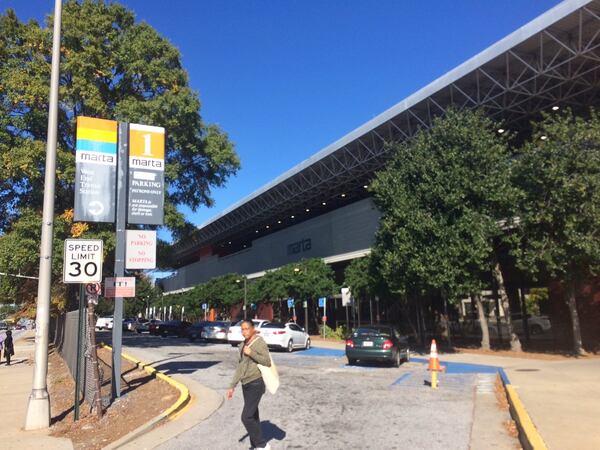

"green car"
[345,325,410,367]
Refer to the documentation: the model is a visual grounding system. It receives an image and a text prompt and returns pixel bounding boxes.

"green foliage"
[248,258,337,304]
[0,209,71,303]
[0,1,240,305]
[512,109,600,283]
[319,323,348,340]
[343,256,374,301]
[0,2,239,233]
[160,273,244,317]
[371,109,518,300]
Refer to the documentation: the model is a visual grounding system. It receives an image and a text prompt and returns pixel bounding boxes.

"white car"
[258,322,310,352]
[228,319,270,346]
[95,316,114,330]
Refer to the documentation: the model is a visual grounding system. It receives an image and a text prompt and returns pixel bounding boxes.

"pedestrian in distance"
[3,330,14,366]
[227,319,272,450]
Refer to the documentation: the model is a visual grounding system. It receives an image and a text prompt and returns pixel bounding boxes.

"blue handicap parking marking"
[339,363,381,371]
[297,347,345,358]
[410,357,500,375]
[391,372,412,385]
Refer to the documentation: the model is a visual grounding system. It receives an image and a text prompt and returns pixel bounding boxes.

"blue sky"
[5,0,561,239]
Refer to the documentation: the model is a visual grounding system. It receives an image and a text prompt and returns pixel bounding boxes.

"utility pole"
[25,0,62,430]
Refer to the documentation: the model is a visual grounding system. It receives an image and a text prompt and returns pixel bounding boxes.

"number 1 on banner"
[143,133,152,156]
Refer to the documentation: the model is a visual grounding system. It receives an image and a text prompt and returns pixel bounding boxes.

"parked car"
[151,320,191,337]
[511,314,552,335]
[201,321,231,342]
[345,325,410,367]
[0,321,8,330]
[95,316,114,330]
[185,321,210,341]
[465,314,552,338]
[137,319,159,333]
[258,322,310,352]
[227,319,270,346]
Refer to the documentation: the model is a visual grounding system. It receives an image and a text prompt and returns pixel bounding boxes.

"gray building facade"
[161,198,380,292]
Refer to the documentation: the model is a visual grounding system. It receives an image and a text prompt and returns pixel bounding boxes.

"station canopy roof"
[173,0,600,266]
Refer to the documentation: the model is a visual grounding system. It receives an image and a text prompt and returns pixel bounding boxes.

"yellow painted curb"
[101,344,191,421]
[502,379,548,450]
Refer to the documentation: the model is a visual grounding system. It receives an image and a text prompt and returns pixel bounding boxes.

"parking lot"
[100,331,517,450]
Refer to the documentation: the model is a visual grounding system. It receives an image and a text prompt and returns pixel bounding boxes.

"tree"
[513,109,600,355]
[343,256,376,325]
[249,259,336,327]
[371,109,522,351]
[0,2,239,305]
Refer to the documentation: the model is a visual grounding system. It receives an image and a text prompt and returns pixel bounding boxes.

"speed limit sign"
[63,239,103,283]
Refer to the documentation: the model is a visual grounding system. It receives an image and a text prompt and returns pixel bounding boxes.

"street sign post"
[73,117,118,223]
[125,230,157,269]
[319,297,327,338]
[342,288,351,329]
[127,124,165,225]
[63,240,103,283]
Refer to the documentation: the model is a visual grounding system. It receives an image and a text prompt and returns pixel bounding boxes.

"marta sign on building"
[127,124,165,225]
[73,117,118,222]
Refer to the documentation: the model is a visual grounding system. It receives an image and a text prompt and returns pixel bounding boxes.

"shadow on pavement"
[263,420,286,441]
[153,360,220,375]
[238,420,286,445]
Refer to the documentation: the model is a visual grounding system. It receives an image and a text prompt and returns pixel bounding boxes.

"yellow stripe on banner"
[76,116,118,133]
[76,127,118,144]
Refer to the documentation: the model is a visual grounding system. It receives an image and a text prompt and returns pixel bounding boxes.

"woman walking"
[3,330,14,365]
[227,319,272,450]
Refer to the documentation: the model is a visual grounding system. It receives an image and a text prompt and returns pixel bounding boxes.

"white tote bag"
[248,338,280,394]
[257,355,279,394]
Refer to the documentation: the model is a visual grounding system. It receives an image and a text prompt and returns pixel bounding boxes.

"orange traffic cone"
[428,339,441,389]
[428,339,442,371]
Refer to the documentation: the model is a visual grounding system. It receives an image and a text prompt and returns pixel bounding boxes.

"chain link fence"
[51,310,101,407]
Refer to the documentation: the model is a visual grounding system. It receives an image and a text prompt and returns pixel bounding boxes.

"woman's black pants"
[241,378,266,448]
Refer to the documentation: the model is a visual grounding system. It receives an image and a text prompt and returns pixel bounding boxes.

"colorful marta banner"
[73,116,118,222]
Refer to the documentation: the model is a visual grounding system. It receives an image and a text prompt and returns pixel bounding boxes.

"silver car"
[201,321,231,342]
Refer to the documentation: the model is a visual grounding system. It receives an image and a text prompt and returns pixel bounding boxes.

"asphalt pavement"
[104,332,517,450]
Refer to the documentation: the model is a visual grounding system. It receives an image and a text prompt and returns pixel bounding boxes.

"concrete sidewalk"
[310,337,600,450]
[442,351,600,450]
[0,330,73,449]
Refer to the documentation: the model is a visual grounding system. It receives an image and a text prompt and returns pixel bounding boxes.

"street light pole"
[25,0,62,430]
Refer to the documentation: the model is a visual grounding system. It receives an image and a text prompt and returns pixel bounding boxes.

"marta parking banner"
[127,123,165,225]
[74,116,118,222]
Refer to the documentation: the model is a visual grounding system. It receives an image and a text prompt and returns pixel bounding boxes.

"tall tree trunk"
[566,281,586,356]
[472,293,490,350]
[441,291,452,348]
[493,262,522,352]
[400,300,419,344]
